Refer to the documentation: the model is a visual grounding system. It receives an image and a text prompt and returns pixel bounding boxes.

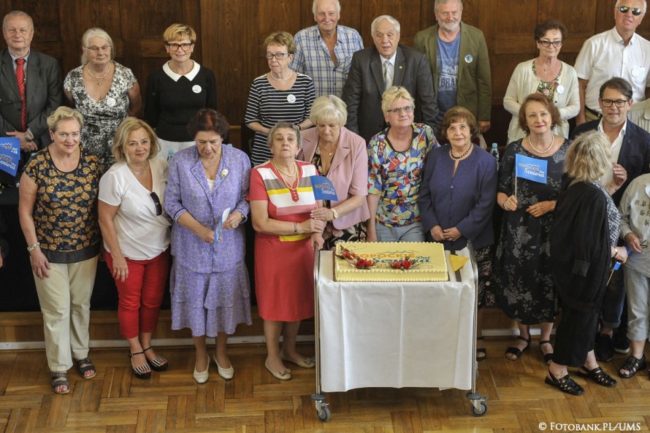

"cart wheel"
[315,403,331,422]
[471,401,487,417]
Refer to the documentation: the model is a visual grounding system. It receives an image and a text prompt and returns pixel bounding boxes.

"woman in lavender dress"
[164,109,251,384]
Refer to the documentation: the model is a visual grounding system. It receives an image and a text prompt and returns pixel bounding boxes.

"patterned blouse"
[368,123,435,227]
[64,62,136,169]
[23,147,101,263]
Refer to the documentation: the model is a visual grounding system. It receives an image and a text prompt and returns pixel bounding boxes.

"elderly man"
[0,11,61,160]
[291,0,363,97]
[342,15,437,142]
[414,0,491,135]
[574,0,650,125]
[572,77,650,362]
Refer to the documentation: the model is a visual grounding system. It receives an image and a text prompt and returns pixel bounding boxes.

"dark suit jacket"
[0,49,62,147]
[572,120,650,205]
[341,44,438,142]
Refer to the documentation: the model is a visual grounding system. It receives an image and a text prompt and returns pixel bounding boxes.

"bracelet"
[26,242,40,252]
[293,222,298,234]
[331,208,339,220]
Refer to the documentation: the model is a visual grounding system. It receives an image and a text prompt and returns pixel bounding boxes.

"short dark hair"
[187,109,230,140]
[441,106,478,143]
[534,19,567,41]
[599,77,633,100]
[518,93,561,134]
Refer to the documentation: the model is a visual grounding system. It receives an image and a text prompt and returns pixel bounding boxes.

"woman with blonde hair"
[547,130,626,395]
[98,117,171,379]
[64,27,141,171]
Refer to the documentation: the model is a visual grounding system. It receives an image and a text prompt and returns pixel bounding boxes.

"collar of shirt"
[598,119,627,150]
[380,52,397,67]
[610,26,637,46]
[9,50,30,69]
[163,60,200,82]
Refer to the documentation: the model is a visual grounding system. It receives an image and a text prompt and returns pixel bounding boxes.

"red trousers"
[104,250,170,339]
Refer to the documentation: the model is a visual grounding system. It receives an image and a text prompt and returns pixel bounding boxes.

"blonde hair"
[163,23,196,43]
[47,106,84,131]
[310,95,347,125]
[81,27,114,64]
[565,130,612,183]
[381,86,415,115]
[263,31,296,54]
[112,117,160,162]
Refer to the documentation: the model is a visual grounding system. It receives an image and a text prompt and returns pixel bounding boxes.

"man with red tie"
[0,11,61,160]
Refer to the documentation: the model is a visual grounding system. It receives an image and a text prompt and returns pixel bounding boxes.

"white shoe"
[193,364,209,384]
[213,355,234,380]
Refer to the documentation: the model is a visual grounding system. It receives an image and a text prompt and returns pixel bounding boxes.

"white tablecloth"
[317,249,476,392]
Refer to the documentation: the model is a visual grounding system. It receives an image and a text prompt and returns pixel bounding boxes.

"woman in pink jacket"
[299,95,370,249]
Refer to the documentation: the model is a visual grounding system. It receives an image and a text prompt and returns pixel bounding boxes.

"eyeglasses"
[266,52,288,60]
[166,42,193,51]
[85,45,111,52]
[538,39,562,48]
[55,131,81,140]
[601,98,629,108]
[387,105,414,114]
[617,5,644,16]
[150,192,163,216]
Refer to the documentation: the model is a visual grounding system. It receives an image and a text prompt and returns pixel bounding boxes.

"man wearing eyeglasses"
[291,0,364,97]
[414,0,491,138]
[574,0,650,125]
[572,77,650,363]
[342,15,437,142]
[0,11,61,160]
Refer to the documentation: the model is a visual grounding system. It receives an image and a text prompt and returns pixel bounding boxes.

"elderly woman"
[64,27,142,171]
[503,20,579,144]
[418,106,497,358]
[18,107,101,394]
[164,109,251,384]
[145,23,217,161]
[98,118,170,379]
[367,86,437,242]
[249,122,324,381]
[245,31,316,166]
[496,93,569,364]
[547,130,624,395]
[300,95,369,249]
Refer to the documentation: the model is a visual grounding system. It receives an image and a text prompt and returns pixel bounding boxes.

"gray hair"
[310,95,348,125]
[267,122,301,148]
[2,10,33,31]
[371,15,400,35]
[435,0,464,10]
[615,0,647,13]
[81,27,114,64]
[312,0,341,16]
[565,131,612,183]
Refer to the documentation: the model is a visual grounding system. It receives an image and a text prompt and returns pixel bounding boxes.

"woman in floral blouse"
[366,86,437,242]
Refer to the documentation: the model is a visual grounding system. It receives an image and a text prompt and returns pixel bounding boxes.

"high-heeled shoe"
[129,351,152,380]
[212,355,234,380]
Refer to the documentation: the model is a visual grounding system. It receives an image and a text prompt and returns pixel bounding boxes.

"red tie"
[15,58,26,131]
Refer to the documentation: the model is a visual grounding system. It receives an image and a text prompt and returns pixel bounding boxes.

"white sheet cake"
[334,242,448,282]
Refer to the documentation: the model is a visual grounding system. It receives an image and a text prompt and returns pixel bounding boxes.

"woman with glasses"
[367,86,436,242]
[98,117,171,380]
[18,107,101,394]
[245,31,315,166]
[164,109,252,384]
[145,23,217,161]
[503,20,579,144]
[64,28,141,171]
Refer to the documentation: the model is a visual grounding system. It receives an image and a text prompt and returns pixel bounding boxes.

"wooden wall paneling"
[7,0,61,58]
[539,0,598,61]
[356,0,424,46]
[339,0,363,31]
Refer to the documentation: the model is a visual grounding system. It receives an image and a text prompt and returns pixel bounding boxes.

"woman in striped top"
[245,32,316,166]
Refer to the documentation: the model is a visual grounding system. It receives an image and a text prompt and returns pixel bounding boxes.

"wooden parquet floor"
[1,339,650,433]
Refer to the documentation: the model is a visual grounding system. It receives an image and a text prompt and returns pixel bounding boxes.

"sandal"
[143,346,168,372]
[577,366,617,387]
[129,351,152,379]
[539,340,554,365]
[75,357,96,379]
[618,355,646,379]
[505,335,531,360]
[51,371,70,395]
[545,370,584,395]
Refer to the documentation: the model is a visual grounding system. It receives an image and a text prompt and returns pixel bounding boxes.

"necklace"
[449,144,472,160]
[85,63,112,86]
[528,135,554,154]
[271,160,300,201]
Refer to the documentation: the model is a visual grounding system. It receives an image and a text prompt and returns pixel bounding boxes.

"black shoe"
[613,332,630,354]
[545,370,584,396]
[594,334,614,362]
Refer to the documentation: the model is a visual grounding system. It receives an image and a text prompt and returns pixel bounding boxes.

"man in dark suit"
[342,15,437,142]
[0,10,61,155]
[572,76,650,362]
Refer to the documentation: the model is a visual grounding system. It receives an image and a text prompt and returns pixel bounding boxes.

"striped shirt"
[291,25,364,97]
[245,73,316,166]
